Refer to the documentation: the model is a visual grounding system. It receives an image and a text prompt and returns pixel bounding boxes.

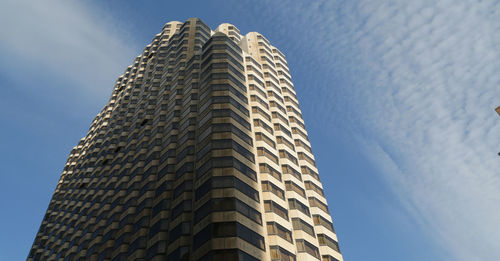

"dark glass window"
[171,200,192,220]
[312,214,335,233]
[128,236,147,254]
[270,246,296,261]
[197,139,255,163]
[255,132,275,148]
[197,123,252,146]
[288,198,310,216]
[194,197,262,224]
[263,200,288,220]
[146,241,167,260]
[193,222,265,250]
[308,197,329,214]
[195,176,259,202]
[196,157,257,181]
[291,217,315,237]
[322,255,340,261]
[167,246,189,261]
[173,180,193,199]
[169,222,191,242]
[296,239,320,259]
[266,222,293,242]
[198,249,259,261]
[317,234,341,252]
[149,219,168,238]
[259,163,281,181]
[261,181,285,200]
[285,180,306,198]
[152,199,170,217]
[257,147,279,164]
[282,164,302,181]
[199,109,251,131]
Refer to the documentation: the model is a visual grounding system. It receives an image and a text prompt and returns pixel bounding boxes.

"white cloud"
[0,0,137,97]
[348,2,500,259]
[248,0,500,260]
[2,0,498,259]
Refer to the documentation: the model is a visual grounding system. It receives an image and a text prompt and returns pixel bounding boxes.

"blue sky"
[1,0,499,260]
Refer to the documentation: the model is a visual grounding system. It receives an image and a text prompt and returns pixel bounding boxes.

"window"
[253,119,274,135]
[257,147,279,164]
[261,181,285,200]
[255,132,276,149]
[317,234,341,252]
[146,241,167,260]
[176,145,194,162]
[193,222,265,250]
[175,162,194,179]
[200,62,245,81]
[288,198,310,216]
[202,44,243,63]
[270,246,296,261]
[197,139,255,163]
[322,255,340,261]
[195,176,259,202]
[264,200,288,220]
[249,84,266,98]
[199,84,247,105]
[301,166,320,181]
[196,157,257,181]
[199,109,250,131]
[305,181,324,196]
[312,214,335,233]
[282,164,302,181]
[128,236,147,254]
[279,149,298,165]
[199,248,259,261]
[266,222,293,242]
[285,181,306,198]
[171,200,192,220]
[198,95,248,116]
[250,95,269,109]
[291,218,315,237]
[152,199,170,217]
[169,222,191,242]
[309,197,329,214]
[296,239,320,259]
[298,152,316,166]
[294,139,312,153]
[197,123,252,146]
[167,246,189,261]
[173,180,193,199]
[274,123,291,137]
[291,127,308,141]
[252,106,271,121]
[194,197,262,225]
[150,219,168,238]
[259,163,281,181]
[277,136,295,151]
[193,224,211,249]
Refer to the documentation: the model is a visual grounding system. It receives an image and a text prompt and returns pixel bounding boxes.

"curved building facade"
[28,18,343,261]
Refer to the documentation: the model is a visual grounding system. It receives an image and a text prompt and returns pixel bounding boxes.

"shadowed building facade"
[28,18,343,261]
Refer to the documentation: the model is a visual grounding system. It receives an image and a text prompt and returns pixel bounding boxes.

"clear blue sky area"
[1,1,499,260]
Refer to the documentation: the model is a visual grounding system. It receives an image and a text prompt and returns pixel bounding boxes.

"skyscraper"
[29,18,343,261]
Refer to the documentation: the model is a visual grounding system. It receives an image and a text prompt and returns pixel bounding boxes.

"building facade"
[29,18,343,261]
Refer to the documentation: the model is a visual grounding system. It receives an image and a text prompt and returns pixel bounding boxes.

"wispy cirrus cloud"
[0,0,136,98]
[0,1,138,259]
[351,1,500,259]
[245,0,500,260]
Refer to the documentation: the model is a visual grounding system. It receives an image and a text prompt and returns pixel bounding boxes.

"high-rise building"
[29,18,343,261]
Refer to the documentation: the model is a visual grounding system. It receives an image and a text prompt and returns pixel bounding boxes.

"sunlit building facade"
[29,18,343,261]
